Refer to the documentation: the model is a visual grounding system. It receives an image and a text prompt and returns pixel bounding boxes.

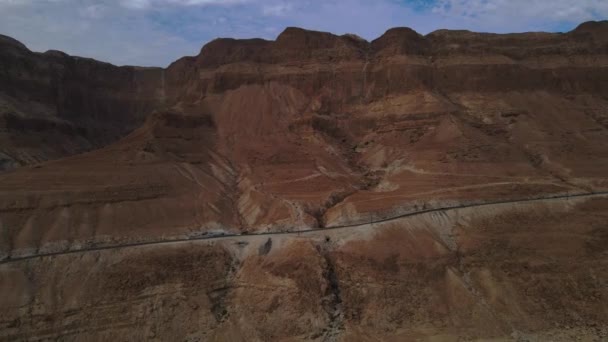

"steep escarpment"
[0,34,165,170]
[3,22,607,171]
[1,21,608,342]
[1,21,608,260]
[166,21,608,102]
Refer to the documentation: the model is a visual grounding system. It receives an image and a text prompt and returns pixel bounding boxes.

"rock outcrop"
[0,34,165,170]
[1,24,608,340]
[1,22,608,256]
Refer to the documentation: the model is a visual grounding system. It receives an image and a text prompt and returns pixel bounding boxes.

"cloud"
[0,0,606,67]
[79,4,106,19]
[262,2,294,16]
[120,0,249,9]
[0,0,201,66]
[431,0,608,32]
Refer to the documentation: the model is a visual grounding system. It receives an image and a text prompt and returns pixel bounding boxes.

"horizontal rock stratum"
[1,22,608,341]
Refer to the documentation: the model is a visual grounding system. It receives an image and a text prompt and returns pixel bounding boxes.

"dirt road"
[2,191,607,264]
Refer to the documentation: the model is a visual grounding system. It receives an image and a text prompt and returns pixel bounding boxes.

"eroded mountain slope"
[1,195,606,341]
[1,22,608,260]
[0,34,165,170]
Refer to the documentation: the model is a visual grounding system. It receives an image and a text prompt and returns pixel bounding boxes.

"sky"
[0,0,606,67]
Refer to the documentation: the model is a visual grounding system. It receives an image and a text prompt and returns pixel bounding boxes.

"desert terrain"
[0,21,607,341]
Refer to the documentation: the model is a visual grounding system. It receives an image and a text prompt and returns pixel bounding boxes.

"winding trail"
[2,191,607,265]
[357,180,564,203]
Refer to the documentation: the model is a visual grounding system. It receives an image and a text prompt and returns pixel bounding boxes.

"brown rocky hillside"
[0,21,607,341]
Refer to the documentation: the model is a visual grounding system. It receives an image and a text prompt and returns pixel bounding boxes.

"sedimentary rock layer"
[1,21,608,269]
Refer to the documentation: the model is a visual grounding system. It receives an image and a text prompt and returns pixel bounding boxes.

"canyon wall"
[0,34,165,170]
[1,21,608,261]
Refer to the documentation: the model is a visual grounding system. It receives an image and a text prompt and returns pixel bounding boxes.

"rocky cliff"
[1,21,608,255]
[0,34,165,170]
[1,22,608,340]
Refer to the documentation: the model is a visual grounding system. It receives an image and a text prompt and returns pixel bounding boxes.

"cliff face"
[166,22,608,101]
[2,22,607,171]
[0,34,165,170]
[1,22,608,255]
[1,21,608,341]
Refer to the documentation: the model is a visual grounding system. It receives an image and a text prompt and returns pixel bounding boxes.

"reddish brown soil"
[0,21,607,340]
[1,196,606,341]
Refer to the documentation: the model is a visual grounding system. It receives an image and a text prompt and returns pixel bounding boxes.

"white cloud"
[79,4,106,19]
[432,0,608,31]
[120,0,249,9]
[262,2,293,16]
[0,0,201,66]
[120,0,150,8]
